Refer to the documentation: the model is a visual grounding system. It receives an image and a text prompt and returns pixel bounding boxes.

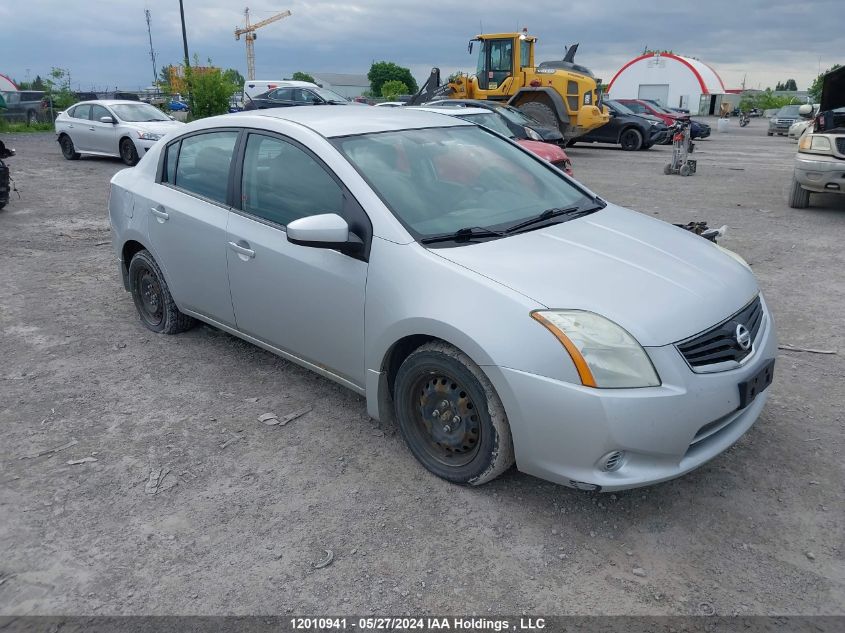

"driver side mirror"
[100,116,116,124]
[286,213,363,256]
[798,104,814,118]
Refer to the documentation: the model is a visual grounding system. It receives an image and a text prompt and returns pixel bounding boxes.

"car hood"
[432,204,758,346]
[516,138,567,162]
[131,121,184,134]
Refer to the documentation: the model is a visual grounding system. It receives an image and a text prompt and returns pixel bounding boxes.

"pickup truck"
[0,90,45,125]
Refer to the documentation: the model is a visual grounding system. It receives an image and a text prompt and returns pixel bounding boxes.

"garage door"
[638,84,670,106]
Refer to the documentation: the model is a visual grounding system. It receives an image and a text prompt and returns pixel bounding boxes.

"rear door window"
[171,131,239,205]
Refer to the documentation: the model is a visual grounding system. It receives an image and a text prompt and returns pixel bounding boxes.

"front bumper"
[485,297,777,491]
[794,154,845,193]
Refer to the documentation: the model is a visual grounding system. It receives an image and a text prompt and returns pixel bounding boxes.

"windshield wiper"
[420,226,505,245]
[502,206,582,234]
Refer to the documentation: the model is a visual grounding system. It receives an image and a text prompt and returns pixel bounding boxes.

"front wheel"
[120,138,140,166]
[517,102,561,136]
[393,342,514,486]
[619,128,643,151]
[128,249,196,334]
[788,177,810,208]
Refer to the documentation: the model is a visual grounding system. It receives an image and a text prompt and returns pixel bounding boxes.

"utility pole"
[178,0,193,112]
[145,9,158,88]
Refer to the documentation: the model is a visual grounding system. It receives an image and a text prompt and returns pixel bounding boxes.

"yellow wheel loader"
[409,31,609,142]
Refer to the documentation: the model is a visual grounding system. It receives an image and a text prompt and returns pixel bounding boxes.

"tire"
[767,132,773,137]
[619,127,643,151]
[120,138,140,166]
[59,135,80,160]
[663,164,673,175]
[788,177,810,209]
[393,342,514,486]
[518,101,561,134]
[128,249,196,334]
[679,164,691,177]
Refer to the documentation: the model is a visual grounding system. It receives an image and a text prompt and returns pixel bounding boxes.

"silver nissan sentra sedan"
[108,107,777,491]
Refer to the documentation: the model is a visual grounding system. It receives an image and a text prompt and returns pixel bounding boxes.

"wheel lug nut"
[443,425,451,433]
[452,416,460,424]
[432,410,440,418]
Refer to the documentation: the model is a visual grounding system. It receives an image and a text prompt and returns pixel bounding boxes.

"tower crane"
[235,7,292,81]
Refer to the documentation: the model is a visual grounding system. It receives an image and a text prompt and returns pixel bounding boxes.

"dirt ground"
[1,120,843,616]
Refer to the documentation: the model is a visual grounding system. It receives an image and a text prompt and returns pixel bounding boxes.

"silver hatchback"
[108,108,777,491]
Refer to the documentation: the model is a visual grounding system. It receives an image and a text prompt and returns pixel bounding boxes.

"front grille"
[676,296,764,369]
[836,137,845,155]
[776,118,795,125]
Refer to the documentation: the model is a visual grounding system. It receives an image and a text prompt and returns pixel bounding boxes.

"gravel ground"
[1,120,843,616]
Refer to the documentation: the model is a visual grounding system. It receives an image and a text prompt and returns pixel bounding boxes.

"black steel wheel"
[59,135,80,160]
[620,127,643,151]
[120,138,140,166]
[128,249,195,334]
[394,342,514,485]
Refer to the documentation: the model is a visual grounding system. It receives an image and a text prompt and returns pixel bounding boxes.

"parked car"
[620,99,711,140]
[572,99,669,150]
[788,119,812,141]
[243,85,351,110]
[168,100,189,112]
[55,100,184,166]
[1,90,45,124]
[109,107,776,491]
[425,99,564,144]
[789,94,845,207]
[412,106,573,175]
[243,79,317,100]
[374,102,406,107]
[767,105,803,136]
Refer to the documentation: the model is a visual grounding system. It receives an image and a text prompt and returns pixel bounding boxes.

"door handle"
[150,207,169,221]
[228,241,255,258]
[88,126,95,131]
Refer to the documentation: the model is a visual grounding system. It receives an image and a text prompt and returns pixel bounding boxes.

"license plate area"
[738,358,775,409]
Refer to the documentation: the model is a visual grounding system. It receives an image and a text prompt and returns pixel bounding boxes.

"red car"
[431,107,574,176]
[617,99,689,127]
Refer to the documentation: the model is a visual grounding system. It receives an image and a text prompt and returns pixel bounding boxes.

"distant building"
[310,73,371,99]
[606,52,728,115]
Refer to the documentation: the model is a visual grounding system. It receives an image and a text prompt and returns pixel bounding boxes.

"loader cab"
[470,32,535,97]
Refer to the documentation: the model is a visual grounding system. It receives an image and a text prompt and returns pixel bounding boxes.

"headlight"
[137,131,163,141]
[648,119,658,126]
[531,310,660,388]
[798,134,832,155]
[524,126,543,141]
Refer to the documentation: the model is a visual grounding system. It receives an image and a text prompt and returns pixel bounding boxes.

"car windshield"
[312,87,348,103]
[646,102,672,114]
[605,99,636,115]
[455,112,514,137]
[777,105,802,117]
[111,103,171,122]
[334,126,595,242]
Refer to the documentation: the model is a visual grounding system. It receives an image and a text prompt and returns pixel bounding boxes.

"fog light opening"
[601,450,626,472]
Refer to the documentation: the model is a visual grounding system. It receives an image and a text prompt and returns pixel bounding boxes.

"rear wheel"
[393,342,514,486]
[788,177,810,208]
[128,249,196,334]
[120,138,140,166]
[619,128,643,151]
[59,135,80,160]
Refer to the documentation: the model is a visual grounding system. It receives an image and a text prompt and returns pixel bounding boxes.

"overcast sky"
[1,0,841,92]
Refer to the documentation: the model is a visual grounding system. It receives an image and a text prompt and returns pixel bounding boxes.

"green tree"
[222,68,245,89]
[808,64,842,102]
[187,59,235,119]
[367,61,417,98]
[381,80,408,100]
[775,79,797,91]
[291,71,315,83]
[32,75,45,91]
[158,64,176,93]
[44,67,77,110]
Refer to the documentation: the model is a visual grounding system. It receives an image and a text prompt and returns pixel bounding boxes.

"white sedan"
[55,100,184,166]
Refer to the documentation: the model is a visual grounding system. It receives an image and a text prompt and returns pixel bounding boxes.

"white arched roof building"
[606,53,727,115]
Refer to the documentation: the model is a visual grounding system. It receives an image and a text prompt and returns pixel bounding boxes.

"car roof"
[74,100,153,106]
[228,106,471,137]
